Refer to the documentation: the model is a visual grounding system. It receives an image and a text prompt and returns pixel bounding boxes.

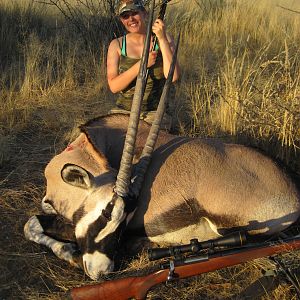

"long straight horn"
[130,33,180,198]
[114,0,155,198]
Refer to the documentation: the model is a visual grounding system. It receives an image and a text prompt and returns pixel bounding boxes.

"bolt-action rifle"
[68,232,300,300]
[143,0,171,88]
[151,0,171,51]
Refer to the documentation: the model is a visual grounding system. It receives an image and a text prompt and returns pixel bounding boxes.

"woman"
[106,0,180,130]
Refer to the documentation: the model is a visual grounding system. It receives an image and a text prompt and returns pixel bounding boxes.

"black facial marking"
[76,198,124,259]
[76,224,124,260]
[44,198,54,206]
[76,212,107,253]
[73,205,86,225]
[101,201,114,222]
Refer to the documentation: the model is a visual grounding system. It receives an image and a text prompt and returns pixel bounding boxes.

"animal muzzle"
[76,195,127,280]
[82,251,114,280]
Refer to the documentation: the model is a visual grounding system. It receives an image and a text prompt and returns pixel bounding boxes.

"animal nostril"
[42,197,56,214]
[42,197,53,205]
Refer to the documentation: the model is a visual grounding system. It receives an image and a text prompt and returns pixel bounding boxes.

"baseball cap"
[118,0,145,16]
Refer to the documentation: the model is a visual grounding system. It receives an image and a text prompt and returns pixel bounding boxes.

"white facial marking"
[75,195,112,239]
[83,252,114,280]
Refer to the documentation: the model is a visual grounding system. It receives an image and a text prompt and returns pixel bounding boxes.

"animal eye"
[102,209,112,221]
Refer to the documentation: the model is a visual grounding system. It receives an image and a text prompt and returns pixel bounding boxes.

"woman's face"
[120,10,147,33]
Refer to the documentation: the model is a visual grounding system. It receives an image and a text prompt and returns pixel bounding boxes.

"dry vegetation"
[1,0,300,299]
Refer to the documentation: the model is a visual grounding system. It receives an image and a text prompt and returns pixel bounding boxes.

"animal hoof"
[61,242,80,255]
[53,242,82,269]
[24,216,43,241]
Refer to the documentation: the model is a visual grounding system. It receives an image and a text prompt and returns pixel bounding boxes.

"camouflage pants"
[108,108,172,131]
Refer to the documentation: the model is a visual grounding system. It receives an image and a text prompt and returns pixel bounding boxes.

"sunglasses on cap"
[120,10,139,20]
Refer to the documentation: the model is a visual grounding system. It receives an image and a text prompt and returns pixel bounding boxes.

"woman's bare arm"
[106,39,158,94]
[152,19,180,82]
[106,39,140,93]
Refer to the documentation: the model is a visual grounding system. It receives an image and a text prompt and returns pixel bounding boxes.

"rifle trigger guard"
[166,260,178,284]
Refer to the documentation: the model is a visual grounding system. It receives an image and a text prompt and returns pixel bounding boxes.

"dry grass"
[1,0,300,299]
[168,0,300,169]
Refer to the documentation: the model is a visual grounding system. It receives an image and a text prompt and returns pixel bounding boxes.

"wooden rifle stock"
[69,236,300,300]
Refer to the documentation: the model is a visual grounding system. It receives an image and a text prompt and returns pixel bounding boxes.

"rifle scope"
[148,231,247,261]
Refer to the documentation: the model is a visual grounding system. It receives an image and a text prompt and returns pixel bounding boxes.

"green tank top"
[116,35,167,112]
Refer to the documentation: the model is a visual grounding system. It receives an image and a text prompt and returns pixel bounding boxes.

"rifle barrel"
[151,0,168,51]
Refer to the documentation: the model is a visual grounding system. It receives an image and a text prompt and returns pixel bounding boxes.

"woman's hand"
[152,19,167,41]
[151,21,180,82]
[147,51,157,68]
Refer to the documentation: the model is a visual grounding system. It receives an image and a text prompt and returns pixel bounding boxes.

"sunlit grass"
[167,0,300,167]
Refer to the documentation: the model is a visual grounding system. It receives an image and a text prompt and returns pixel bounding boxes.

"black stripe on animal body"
[72,205,85,225]
[143,198,239,237]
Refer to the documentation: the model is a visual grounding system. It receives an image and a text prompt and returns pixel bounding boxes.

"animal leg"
[148,217,221,245]
[34,214,77,242]
[24,215,82,268]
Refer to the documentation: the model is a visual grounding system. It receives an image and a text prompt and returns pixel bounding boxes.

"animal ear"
[61,164,94,189]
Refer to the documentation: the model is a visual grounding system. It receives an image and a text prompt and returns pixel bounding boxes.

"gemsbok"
[24,1,300,280]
